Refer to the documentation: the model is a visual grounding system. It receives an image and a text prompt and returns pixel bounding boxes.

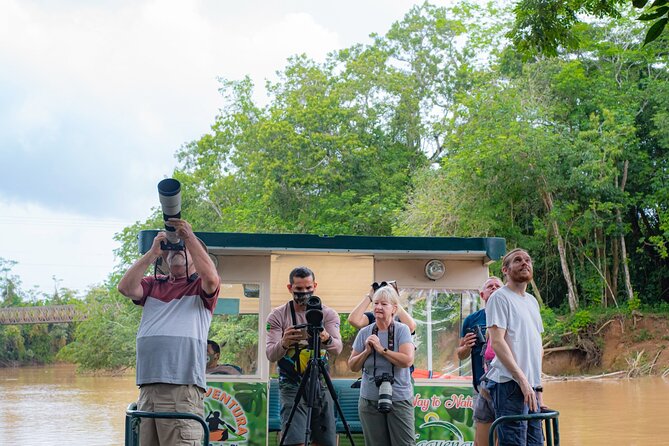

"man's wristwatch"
[533,386,543,393]
[383,348,388,353]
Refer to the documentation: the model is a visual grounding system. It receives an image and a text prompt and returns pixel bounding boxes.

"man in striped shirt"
[118,218,220,446]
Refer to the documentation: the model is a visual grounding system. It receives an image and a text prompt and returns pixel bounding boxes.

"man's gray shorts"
[279,381,337,446]
[473,388,495,423]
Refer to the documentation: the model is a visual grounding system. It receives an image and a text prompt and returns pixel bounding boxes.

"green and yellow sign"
[204,381,267,446]
[414,384,475,445]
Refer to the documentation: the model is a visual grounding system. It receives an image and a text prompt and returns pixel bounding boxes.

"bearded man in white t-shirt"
[485,248,546,446]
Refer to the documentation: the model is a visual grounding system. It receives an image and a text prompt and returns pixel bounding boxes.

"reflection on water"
[1,365,668,445]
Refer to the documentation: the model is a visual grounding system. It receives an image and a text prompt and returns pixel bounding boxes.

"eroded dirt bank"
[543,313,669,377]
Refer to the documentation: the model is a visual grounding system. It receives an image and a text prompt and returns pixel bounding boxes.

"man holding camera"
[118,218,220,446]
[486,249,545,446]
[265,266,343,446]
[457,276,502,446]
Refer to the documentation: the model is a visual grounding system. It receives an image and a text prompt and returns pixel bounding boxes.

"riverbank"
[4,312,669,380]
[543,312,669,378]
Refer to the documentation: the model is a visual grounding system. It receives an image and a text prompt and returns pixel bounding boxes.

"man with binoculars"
[119,212,220,445]
[265,266,343,446]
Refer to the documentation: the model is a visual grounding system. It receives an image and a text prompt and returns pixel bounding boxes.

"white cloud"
[0,0,344,215]
[0,0,447,293]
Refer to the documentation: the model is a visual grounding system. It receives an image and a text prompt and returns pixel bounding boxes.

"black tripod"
[280,325,356,446]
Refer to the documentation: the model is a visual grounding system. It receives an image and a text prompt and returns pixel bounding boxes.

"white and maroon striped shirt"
[134,275,219,390]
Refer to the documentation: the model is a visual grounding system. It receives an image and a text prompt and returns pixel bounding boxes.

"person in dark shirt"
[348,281,417,333]
[206,339,242,375]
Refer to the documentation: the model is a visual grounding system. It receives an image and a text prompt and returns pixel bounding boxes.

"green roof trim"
[138,230,506,262]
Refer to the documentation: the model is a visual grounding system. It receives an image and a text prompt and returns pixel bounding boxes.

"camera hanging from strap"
[372,322,395,379]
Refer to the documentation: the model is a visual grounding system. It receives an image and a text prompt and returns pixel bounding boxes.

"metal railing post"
[488,409,560,446]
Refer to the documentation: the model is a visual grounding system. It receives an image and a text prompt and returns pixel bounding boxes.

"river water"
[1,364,668,445]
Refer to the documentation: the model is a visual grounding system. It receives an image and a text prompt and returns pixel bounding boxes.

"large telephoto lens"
[377,380,393,413]
[157,178,181,245]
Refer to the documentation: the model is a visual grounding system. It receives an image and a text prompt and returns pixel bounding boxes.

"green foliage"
[628,294,642,312]
[0,325,25,364]
[569,310,595,333]
[1,257,24,307]
[57,287,140,371]
[541,306,567,344]
[170,3,521,237]
[338,313,358,345]
[208,315,259,372]
[0,317,77,366]
[508,0,669,56]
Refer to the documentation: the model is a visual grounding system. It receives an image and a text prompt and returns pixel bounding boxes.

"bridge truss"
[0,305,88,325]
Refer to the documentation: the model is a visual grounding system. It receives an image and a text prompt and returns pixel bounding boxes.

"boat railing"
[125,402,210,446]
[489,408,560,446]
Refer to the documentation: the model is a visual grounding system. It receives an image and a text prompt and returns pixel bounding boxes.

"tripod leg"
[318,360,356,446]
[301,357,322,446]
[279,361,312,446]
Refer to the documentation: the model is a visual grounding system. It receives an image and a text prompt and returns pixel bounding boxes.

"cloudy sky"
[0,0,452,296]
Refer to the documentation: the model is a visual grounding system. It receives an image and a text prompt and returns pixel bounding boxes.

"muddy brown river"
[1,364,667,445]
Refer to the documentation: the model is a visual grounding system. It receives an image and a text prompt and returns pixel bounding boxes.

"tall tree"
[399,6,669,309]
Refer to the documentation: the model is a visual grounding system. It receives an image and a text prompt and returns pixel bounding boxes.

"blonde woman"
[348,285,415,446]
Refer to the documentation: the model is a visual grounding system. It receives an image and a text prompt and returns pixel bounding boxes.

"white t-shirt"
[485,286,543,387]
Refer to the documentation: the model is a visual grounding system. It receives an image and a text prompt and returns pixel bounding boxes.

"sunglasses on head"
[371,280,398,292]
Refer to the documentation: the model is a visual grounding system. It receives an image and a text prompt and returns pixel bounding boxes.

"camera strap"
[372,322,395,379]
[288,300,305,375]
[289,300,298,326]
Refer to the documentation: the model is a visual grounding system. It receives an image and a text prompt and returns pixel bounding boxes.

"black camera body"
[374,372,395,387]
[467,325,486,345]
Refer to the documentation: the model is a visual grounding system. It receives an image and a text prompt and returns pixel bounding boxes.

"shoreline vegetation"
[3,310,669,381]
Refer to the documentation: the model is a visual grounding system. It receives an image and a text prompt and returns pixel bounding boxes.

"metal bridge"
[0,305,88,325]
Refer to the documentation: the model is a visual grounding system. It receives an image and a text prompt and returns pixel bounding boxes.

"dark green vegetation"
[510,0,669,55]
[1,2,668,370]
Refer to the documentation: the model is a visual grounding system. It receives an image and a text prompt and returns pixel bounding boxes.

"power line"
[0,215,129,229]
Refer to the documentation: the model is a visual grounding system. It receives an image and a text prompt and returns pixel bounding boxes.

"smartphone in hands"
[292,324,309,341]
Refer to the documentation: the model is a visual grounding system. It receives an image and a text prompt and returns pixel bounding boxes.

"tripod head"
[291,295,325,353]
